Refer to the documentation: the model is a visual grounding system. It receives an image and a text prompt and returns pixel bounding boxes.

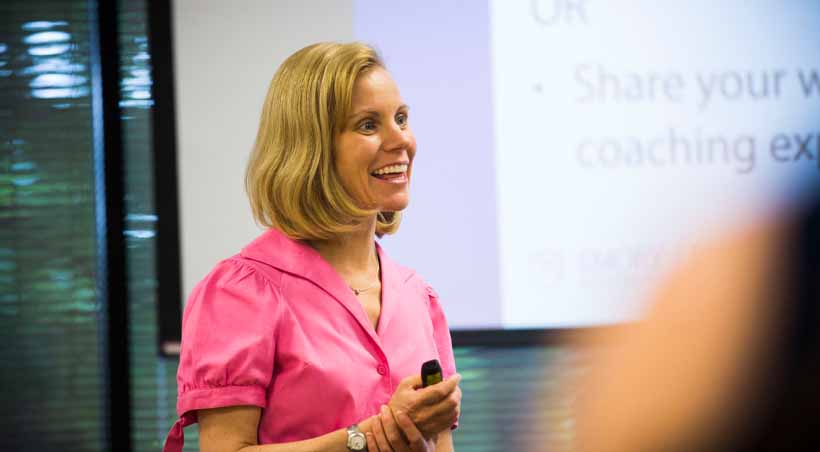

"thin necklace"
[350,259,381,296]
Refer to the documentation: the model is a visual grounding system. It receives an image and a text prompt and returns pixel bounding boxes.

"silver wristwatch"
[346,424,367,451]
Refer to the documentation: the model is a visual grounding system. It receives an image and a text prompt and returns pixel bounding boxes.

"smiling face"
[333,67,416,214]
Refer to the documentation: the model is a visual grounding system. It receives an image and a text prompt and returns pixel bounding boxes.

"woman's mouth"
[371,163,409,183]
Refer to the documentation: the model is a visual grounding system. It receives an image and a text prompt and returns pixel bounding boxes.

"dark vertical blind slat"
[145,0,182,356]
[90,0,132,449]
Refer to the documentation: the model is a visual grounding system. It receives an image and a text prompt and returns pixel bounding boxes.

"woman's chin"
[378,196,410,213]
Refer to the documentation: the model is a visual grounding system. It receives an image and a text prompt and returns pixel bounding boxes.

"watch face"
[350,435,366,450]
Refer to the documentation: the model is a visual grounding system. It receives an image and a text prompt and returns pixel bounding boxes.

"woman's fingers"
[390,373,462,439]
[416,374,461,406]
[381,405,412,452]
[370,413,394,452]
[399,374,423,390]
[395,411,429,452]
[428,385,461,420]
[414,382,462,434]
[367,432,380,452]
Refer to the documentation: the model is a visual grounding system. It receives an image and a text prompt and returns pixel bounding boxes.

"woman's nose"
[383,122,412,152]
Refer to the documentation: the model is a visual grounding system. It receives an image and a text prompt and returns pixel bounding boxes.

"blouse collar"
[239,227,415,342]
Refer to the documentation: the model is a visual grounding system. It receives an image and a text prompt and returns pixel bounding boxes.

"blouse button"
[377,364,387,375]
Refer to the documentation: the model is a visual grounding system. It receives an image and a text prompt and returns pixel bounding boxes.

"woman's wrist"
[354,415,383,451]
[357,415,375,435]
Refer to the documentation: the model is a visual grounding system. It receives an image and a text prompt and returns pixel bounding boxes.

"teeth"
[372,164,408,175]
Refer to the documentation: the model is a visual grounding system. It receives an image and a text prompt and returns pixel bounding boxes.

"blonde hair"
[246,42,401,240]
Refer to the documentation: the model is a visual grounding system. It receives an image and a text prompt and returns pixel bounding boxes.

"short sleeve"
[426,285,457,380]
[176,259,280,417]
[426,285,459,430]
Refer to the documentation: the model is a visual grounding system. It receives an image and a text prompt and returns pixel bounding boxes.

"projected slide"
[355,1,820,328]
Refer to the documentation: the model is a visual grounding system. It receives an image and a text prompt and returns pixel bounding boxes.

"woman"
[164,42,461,452]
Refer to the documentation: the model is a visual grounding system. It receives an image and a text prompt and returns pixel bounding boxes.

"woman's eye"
[358,120,376,132]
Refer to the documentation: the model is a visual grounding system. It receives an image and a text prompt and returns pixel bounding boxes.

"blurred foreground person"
[569,195,819,452]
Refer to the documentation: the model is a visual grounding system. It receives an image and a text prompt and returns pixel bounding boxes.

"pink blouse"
[163,228,457,451]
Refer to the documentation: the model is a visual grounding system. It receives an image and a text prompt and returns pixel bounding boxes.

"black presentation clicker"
[421,359,443,387]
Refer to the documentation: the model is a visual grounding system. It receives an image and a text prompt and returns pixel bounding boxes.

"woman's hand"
[394,409,437,452]
[367,405,436,452]
[387,374,461,439]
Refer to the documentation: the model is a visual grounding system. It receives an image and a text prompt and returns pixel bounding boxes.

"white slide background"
[492,0,820,326]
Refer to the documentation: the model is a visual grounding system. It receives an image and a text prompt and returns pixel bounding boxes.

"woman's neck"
[308,216,379,276]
